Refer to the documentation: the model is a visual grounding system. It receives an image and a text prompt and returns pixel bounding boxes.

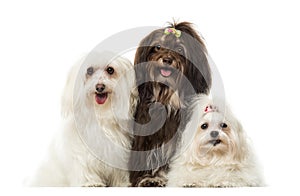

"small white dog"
[167,96,264,187]
[28,52,135,186]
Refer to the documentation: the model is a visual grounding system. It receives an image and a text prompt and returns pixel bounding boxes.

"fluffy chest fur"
[129,82,191,186]
[35,111,132,187]
[133,82,183,149]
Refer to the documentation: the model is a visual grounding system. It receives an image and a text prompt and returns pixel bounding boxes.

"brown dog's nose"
[96,84,105,93]
[162,57,173,65]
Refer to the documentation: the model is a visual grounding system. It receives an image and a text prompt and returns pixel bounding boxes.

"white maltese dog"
[167,96,264,187]
[28,52,135,186]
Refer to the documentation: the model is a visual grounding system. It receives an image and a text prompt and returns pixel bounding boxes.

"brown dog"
[129,22,212,187]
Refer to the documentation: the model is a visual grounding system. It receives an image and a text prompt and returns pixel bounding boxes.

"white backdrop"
[0,0,299,195]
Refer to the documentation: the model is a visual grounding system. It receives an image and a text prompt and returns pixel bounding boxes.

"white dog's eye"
[220,123,228,128]
[87,67,94,76]
[106,66,114,75]
[201,123,208,130]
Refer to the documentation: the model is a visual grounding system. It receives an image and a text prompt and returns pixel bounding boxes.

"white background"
[0,0,299,195]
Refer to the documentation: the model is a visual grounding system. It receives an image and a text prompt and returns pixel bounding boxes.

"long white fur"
[28,52,135,186]
[167,95,264,187]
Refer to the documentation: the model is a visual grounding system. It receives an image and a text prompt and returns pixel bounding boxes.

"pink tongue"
[160,69,172,77]
[95,93,108,104]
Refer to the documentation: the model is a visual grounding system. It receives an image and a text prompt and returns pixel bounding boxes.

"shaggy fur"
[28,52,135,186]
[167,96,264,187]
[129,22,212,187]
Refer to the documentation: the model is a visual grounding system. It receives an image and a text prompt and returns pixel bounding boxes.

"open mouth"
[209,139,222,146]
[95,92,108,104]
[160,68,173,77]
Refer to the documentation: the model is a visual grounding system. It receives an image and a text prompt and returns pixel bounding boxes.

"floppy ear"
[134,34,150,88]
[134,30,161,65]
[61,63,81,118]
[134,30,162,100]
[134,43,150,66]
[172,22,212,95]
[61,55,88,118]
[185,54,211,95]
[112,56,136,120]
[183,34,211,95]
[231,120,251,162]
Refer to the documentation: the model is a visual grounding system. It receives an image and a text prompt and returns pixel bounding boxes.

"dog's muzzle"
[96,84,105,93]
[159,57,176,77]
[95,84,108,105]
[209,131,221,146]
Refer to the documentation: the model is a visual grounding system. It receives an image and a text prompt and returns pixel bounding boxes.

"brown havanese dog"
[129,22,212,187]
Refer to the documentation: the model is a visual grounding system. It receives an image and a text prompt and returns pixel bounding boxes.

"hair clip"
[164,28,181,38]
[204,105,218,113]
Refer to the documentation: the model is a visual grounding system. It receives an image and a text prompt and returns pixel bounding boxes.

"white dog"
[167,96,264,187]
[28,52,135,186]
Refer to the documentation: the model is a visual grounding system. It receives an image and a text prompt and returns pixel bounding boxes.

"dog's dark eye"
[201,123,208,130]
[155,45,161,51]
[106,66,114,75]
[177,47,184,54]
[87,67,94,76]
[220,123,228,128]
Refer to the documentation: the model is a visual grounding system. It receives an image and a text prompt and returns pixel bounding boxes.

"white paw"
[82,182,107,187]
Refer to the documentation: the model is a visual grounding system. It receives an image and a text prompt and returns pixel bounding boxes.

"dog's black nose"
[210,131,219,138]
[163,57,173,65]
[96,84,105,93]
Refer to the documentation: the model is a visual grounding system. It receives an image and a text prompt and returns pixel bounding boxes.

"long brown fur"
[129,22,212,187]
